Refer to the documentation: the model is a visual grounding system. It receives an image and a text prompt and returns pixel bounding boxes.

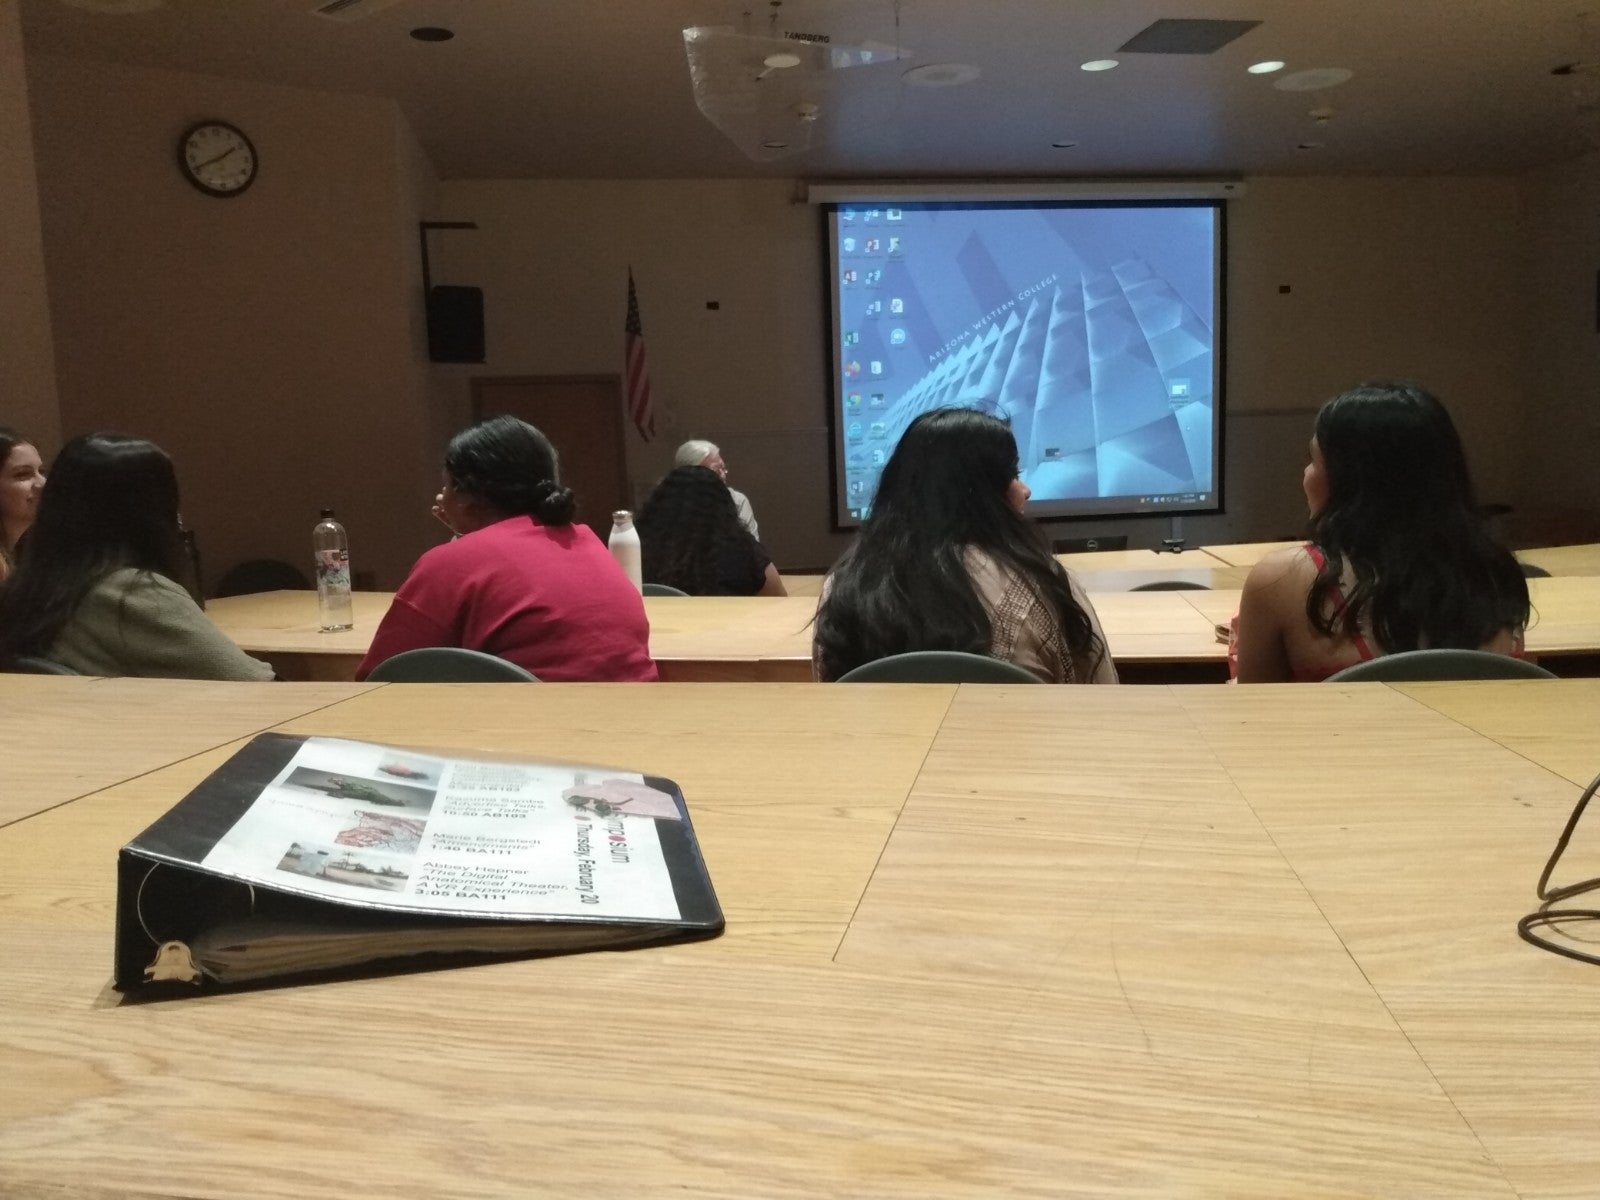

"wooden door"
[471,375,629,541]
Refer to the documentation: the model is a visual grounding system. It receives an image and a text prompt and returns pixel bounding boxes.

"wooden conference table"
[208,589,1232,683]
[3,677,1600,1197]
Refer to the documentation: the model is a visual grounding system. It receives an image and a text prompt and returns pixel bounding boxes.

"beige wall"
[1520,147,1600,532]
[433,174,1531,566]
[27,54,438,589]
[0,0,59,450]
[20,41,1561,575]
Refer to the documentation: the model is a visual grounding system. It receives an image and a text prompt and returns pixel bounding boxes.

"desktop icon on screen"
[886,208,902,222]
[846,391,862,408]
[844,360,861,378]
[887,237,902,255]
[889,328,906,346]
[869,361,883,377]
[840,207,856,222]
[865,238,881,254]
[865,269,882,286]
[868,392,886,408]
[889,297,904,314]
[842,269,857,286]
[864,300,882,317]
[844,330,860,346]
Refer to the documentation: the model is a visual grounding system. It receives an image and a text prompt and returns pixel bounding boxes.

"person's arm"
[757,563,787,597]
[355,595,452,681]
[1233,550,1304,683]
[94,572,275,681]
[1064,570,1119,684]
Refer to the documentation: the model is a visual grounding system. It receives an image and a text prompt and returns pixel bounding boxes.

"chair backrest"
[642,582,690,597]
[836,650,1041,684]
[213,558,313,598]
[1130,580,1211,591]
[365,647,539,683]
[1518,562,1552,579]
[3,655,80,676]
[1326,649,1556,683]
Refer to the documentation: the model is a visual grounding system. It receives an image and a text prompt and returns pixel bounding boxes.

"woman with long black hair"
[1233,381,1529,681]
[0,432,272,678]
[813,407,1114,683]
[637,466,785,596]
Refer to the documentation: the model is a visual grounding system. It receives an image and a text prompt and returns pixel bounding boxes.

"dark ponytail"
[444,416,577,527]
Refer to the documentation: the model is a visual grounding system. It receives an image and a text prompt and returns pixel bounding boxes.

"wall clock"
[177,121,258,198]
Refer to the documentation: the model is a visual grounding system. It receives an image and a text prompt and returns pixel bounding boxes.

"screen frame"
[821,197,1228,532]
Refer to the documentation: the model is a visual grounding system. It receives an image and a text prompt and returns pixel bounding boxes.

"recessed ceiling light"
[903,62,981,87]
[1051,140,1079,149]
[764,52,802,70]
[1296,141,1325,151]
[1247,61,1285,74]
[409,26,454,42]
[1080,59,1120,72]
[762,140,789,150]
[1274,67,1353,92]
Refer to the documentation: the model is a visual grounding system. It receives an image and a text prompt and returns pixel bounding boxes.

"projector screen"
[825,199,1223,526]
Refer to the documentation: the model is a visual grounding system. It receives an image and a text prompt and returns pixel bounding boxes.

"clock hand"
[195,146,238,169]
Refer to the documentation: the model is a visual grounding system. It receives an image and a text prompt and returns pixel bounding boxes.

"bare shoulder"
[1242,545,1314,596]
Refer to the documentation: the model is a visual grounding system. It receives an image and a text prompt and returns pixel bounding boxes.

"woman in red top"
[1234,381,1528,682]
[357,416,657,682]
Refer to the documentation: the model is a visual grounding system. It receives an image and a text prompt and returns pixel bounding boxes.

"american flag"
[623,269,655,442]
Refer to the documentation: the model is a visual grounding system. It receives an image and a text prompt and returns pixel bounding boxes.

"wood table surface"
[0,676,372,828]
[776,554,1249,598]
[4,679,1599,1197]
[1177,575,1600,662]
[1515,542,1600,576]
[208,589,1232,683]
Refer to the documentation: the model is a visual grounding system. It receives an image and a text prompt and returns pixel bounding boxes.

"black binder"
[114,734,723,994]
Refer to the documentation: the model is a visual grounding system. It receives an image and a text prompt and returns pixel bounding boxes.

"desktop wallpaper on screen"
[828,201,1222,526]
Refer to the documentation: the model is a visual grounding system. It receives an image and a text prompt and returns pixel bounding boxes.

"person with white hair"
[675,439,758,541]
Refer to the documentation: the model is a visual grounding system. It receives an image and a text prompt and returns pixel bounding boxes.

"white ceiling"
[19,0,1599,179]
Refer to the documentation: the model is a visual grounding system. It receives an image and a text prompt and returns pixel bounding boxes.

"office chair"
[214,558,313,597]
[1130,580,1211,591]
[1326,649,1556,683]
[642,583,691,597]
[2,656,80,676]
[836,650,1041,684]
[1518,562,1552,579]
[365,647,539,683]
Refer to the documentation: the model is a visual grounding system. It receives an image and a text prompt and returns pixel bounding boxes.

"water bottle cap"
[612,510,633,523]
[320,507,335,519]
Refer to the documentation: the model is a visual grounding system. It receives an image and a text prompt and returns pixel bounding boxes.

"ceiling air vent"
[311,0,405,22]
[1119,19,1261,55]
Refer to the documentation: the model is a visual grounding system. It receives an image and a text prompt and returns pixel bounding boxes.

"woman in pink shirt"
[357,416,657,682]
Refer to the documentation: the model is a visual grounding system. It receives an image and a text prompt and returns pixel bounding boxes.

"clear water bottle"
[313,508,354,631]
[608,510,642,592]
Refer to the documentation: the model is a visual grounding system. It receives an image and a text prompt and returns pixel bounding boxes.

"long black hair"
[445,415,576,526]
[814,407,1104,680]
[0,433,187,661]
[1307,381,1528,651]
[637,466,759,595]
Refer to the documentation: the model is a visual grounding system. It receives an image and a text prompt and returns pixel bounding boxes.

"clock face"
[178,121,257,197]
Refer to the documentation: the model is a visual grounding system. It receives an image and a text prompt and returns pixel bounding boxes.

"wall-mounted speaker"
[427,285,485,363]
